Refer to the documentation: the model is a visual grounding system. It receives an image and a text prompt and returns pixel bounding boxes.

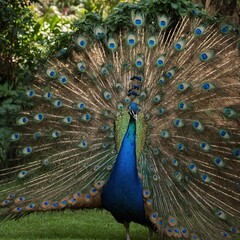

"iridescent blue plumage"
[102,116,146,224]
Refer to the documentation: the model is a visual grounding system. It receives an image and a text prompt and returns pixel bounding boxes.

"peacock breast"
[101,118,146,224]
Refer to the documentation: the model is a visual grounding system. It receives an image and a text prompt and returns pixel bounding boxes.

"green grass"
[0,209,158,240]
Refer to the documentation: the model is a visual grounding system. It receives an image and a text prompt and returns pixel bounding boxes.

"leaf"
[0,107,6,115]
[49,14,61,30]
[171,3,179,9]
[2,98,13,105]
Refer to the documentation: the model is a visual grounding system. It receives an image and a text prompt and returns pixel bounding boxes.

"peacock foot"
[124,222,131,240]
[147,227,153,240]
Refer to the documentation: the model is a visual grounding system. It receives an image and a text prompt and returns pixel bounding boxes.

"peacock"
[0,2,240,239]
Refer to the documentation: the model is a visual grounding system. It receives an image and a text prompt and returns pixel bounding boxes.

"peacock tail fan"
[0,3,240,240]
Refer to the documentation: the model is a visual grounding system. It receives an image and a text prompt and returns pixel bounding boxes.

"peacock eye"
[147,36,157,48]
[34,113,44,122]
[42,159,50,166]
[22,147,32,155]
[194,25,206,36]
[172,158,179,167]
[161,157,167,164]
[158,14,170,29]
[161,130,171,139]
[81,113,91,122]
[11,132,20,141]
[77,102,86,110]
[52,100,62,107]
[26,89,35,97]
[199,141,211,152]
[178,101,190,110]
[17,116,28,126]
[181,228,189,236]
[201,173,211,183]
[63,116,72,124]
[117,103,124,110]
[93,165,99,172]
[4,200,10,205]
[192,120,204,132]
[77,36,87,48]
[177,143,185,151]
[127,33,137,47]
[16,207,22,212]
[18,170,28,179]
[173,118,184,128]
[174,228,180,234]
[153,94,162,103]
[188,163,198,173]
[156,55,166,67]
[152,174,159,181]
[223,108,237,119]
[103,91,112,100]
[77,62,86,72]
[100,67,108,76]
[132,12,144,27]
[152,148,160,155]
[165,68,176,79]
[107,37,117,51]
[199,50,215,62]
[219,129,230,139]
[106,165,112,171]
[79,140,88,149]
[124,96,131,103]
[220,24,232,34]
[101,124,109,132]
[94,26,105,38]
[51,130,61,138]
[28,203,36,209]
[33,132,41,140]
[43,92,53,100]
[168,216,178,226]
[174,39,185,51]
[177,82,190,92]
[233,148,240,159]
[145,113,150,120]
[174,171,183,182]
[46,69,57,78]
[221,232,230,237]
[213,157,225,167]
[215,209,226,219]
[158,76,166,85]
[149,165,155,171]
[59,76,68,84]
[115,82,123,91]
[201,82,215,91]
[157,218,163,226]
[143,189,150,198]
[135,56,144,68]
[139,91,147,99]
[102,142,109,149]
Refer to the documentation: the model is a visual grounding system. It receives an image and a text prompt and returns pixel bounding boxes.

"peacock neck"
[113,116,137,175]
[102,116,146,224]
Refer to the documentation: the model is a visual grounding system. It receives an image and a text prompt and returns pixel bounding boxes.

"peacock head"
[128,102,140,120]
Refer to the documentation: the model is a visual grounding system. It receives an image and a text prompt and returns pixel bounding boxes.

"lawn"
[0,209,158,240]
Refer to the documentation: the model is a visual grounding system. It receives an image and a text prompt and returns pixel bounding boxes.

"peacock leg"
[124,222,131,240]
[147,227,153,240]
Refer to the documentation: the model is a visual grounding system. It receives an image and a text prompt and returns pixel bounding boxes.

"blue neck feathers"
[102,117,146,224]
